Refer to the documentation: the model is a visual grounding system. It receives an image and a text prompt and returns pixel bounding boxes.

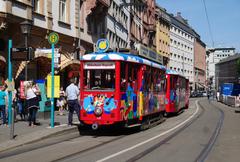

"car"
[202,91,207,97]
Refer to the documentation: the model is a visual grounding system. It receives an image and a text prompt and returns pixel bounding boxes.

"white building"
[107,0,130,49]
[169,13,195,90]
[207,47,235,89]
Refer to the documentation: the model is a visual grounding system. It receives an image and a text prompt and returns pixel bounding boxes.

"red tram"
[80,52,166,129]
[165,70,189,114]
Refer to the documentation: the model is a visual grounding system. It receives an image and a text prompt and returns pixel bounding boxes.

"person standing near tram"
[66,78,80,126]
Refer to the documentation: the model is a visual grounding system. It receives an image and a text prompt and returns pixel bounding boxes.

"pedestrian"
[207,90,210,101]
[17,87,26,120]
[57,87,66,115]
[66,78,80,126]
[25,81,40,127]
[0,85,7,126]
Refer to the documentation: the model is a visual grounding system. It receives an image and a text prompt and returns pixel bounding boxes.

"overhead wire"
[202,0,215,47]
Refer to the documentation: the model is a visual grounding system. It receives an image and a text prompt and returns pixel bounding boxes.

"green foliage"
[237,59,240,75]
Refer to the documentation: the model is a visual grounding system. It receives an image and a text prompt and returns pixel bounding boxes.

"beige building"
[155,6,170,66]
[0,0,109,87]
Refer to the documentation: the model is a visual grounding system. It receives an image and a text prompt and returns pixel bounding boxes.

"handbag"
[45,100,51,107]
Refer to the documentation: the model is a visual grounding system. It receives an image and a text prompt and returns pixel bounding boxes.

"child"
[57,87,66,115]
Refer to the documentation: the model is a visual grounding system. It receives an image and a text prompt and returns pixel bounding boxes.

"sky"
[157,0,240,52]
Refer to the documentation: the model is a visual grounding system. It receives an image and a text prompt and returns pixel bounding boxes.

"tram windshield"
[83,62,115,91]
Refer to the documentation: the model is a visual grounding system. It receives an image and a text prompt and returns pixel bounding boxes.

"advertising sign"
[20,81,25,99]
[47,75,60,98]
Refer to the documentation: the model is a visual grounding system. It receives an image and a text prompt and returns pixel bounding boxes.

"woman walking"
[0,85,7,126]
[25,81,40,127]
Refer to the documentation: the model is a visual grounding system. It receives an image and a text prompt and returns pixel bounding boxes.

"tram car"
[165,70,189,114]
[79,52,166,129]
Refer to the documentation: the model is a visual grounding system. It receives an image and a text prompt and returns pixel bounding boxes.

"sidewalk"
[0,111,80,152]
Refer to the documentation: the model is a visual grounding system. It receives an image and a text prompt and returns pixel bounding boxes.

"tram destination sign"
[84,62,115,69]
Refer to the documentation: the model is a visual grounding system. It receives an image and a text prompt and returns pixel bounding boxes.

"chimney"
[177,12,181,17]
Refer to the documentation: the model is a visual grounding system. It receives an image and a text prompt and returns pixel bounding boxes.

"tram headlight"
[94,107,103,117]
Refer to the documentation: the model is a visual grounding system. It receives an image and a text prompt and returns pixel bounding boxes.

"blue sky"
[157,0,240,52]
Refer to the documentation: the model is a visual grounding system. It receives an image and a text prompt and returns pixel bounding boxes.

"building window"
[59,0,67,22]
[34,0,40,13]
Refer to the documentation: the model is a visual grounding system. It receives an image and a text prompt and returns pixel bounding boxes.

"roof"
[166,69,186,78]
[216,53,240,65]
[169,13,195,36]
[82,52,166,70]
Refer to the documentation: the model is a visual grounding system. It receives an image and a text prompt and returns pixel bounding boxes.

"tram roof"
[166,69,186,78]
[82,52,166,70]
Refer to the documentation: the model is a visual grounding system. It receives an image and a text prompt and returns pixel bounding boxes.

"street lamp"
[20,20,32,81]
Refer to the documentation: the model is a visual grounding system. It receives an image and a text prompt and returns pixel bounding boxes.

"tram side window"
[128,63,138,90]
[161,71,166,92]
[120,62,127,91]
[154,69,165,92]
[143,66,151,92]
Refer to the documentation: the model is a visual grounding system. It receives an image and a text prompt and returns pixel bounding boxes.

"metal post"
[8,40,14,139]
[78,0,81,59]
[25,35,28,81]
[51,44,55,128]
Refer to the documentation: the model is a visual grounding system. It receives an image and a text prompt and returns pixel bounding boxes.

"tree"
[237,58,240,76]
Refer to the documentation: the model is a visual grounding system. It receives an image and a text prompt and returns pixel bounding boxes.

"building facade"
[107,0,130,50]
[193,31,206,91]
[155,5,170,67]
[215,54,240,90]
[0,0,110,87]
[169,12,195,90]
[207,47,235,89]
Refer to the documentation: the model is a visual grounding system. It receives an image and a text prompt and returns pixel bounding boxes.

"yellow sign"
[47,75,60,98]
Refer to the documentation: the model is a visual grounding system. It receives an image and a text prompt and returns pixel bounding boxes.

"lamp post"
[20,20,32,81]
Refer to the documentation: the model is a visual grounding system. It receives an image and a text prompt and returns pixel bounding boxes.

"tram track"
[0,127,130,160]
[124,99,224,162]
[195,100,224,162]
[125,100,205,162]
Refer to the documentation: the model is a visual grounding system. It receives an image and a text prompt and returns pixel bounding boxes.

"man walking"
[66,78,80,126]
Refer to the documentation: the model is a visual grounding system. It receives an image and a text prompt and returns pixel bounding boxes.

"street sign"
[11,47,34,61]
[36,48,61,67]
[48,32,59,45]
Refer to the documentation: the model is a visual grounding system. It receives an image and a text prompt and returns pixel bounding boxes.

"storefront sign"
[136,44,163,64]
[84,62,115,69]
[20,81,25,99]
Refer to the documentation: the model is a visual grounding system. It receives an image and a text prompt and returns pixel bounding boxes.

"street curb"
[0,125,79,153]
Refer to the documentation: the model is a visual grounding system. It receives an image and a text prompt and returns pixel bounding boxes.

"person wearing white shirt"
[66,78,80,126]
[25,81,40,127]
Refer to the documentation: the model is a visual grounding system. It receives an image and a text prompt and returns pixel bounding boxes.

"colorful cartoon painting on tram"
[83,95,117,114]
[120,84,137,120]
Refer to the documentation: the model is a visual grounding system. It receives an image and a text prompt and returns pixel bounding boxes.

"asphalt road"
[0,98,239,162]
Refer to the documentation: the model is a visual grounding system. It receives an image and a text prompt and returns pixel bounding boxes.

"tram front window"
[84,69,115,90]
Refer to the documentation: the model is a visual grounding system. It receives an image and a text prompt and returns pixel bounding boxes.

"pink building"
[194,36,206,91]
